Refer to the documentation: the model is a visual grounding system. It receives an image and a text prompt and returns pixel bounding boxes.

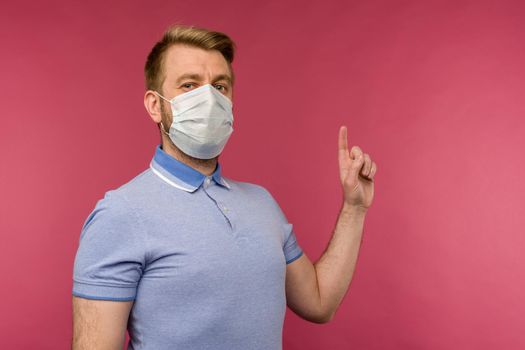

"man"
[72,24,377,350]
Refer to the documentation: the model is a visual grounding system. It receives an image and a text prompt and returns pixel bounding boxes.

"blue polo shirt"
[72,145,303,350]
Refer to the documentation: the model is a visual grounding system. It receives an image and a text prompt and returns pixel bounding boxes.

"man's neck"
[160,138,218,176]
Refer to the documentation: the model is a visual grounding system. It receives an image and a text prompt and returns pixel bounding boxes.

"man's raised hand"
[338,125,377,210]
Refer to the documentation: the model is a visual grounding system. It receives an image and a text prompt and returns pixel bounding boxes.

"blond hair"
[144,24,236,92]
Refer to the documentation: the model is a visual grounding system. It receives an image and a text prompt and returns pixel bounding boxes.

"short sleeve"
[258,185,304,264]
[283,222,303,264]
[72,191,146,301]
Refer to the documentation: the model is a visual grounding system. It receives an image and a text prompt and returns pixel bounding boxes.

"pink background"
[1,0,524,349]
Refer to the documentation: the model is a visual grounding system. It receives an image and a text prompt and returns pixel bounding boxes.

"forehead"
[163,44,231,80]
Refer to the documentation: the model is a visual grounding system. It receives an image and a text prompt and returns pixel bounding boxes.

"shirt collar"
[149,145,231,192]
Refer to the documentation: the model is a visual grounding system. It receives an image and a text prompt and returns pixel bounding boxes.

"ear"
[144,90,163,123]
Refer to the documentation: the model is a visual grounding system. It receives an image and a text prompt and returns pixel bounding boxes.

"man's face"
[159,44,234,126]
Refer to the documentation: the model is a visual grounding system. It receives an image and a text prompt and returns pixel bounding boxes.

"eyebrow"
[175,73,232,86]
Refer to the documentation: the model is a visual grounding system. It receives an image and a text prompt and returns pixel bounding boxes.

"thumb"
[348,154,365,183]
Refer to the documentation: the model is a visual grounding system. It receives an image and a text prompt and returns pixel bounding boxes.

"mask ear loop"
[159,122,170,136]
[154,91,171,136]
[154,91,171,103]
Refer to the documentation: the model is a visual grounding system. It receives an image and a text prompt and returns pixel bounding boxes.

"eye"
[213,84,226,92]
[181,82,196,89]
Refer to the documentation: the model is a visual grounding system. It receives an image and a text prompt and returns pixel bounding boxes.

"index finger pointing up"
[339,126,349,153]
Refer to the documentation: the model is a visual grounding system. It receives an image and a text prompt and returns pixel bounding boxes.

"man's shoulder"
[112,168,156,195]
[226,178,290,226]
[92,168,157,209]
[80,168,156,230]
[224,177,276,202]
[224,177,265,193]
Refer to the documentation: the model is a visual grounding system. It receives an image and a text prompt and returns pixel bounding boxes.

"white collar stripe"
[149,163,195,192]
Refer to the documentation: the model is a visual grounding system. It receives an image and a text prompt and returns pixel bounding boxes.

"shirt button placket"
[202,177,235,232]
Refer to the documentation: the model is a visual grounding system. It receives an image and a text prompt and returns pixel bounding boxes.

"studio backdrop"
[1,0,524,349]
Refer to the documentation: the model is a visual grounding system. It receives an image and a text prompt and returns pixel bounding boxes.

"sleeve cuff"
[72,280,137,301]
[285,250,303,264]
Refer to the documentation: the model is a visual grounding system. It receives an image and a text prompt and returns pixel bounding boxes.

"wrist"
[341,202,368,216]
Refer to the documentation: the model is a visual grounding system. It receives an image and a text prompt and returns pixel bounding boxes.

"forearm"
[71,297,130,350]
[314,202,367,320]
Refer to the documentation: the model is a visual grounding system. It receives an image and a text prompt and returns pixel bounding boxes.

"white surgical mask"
[155,84,234,159]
